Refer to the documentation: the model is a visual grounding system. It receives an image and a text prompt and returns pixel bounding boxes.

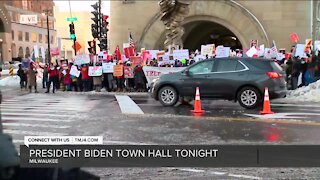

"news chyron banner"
[21,136,320,167]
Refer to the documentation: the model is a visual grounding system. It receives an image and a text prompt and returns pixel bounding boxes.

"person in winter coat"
[93,62,102,92]
[17,64,27,90]
[27,62,38,93]
[40,64,49,89]
[46,63,58,93]
[133,64,146,92]
[81,64,90,92]
[115,61,125,92]
[64,69,72,91]
[291,57,301,90]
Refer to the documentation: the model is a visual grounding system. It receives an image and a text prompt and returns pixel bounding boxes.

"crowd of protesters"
[16,48,320,93]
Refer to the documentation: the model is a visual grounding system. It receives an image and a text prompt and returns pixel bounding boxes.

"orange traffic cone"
[260,87,274,115]
[191,87,205,114]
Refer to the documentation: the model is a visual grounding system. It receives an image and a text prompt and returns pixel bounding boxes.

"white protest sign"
[264,48,271,59]
[276,53,285,60]
[33,45,39,58]
[295,44,307,58]
[24,136,103,147]
[258,44,265,57]
[70,65,80,77]
[88,66,102,76]
[102,62,116,73]
[246,46,258,57]
[41,46,45,58]
[143,66,185,85]
[201,45,213,56]
[173,49,189,60]
[216,46,230,58]
[194,55,205,62]
[147,50,161,60]
[62,70,67,76]
[74,54,90,65]
[314,40,320,51]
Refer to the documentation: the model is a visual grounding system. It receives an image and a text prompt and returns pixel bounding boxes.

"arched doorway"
[138,1,269,50]
[25,47,30,57]
[18,47,23,58]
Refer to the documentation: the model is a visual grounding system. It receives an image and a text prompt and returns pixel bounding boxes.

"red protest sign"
[290,33,299,43]
[124,66,134,78]
[130,56,143,66]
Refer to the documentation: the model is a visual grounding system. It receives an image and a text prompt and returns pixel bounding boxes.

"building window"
[18,31,23,41]
[31,33,37,43]
[11,30,14,40]
[25,32,29,42]
[50,35,54,44]
[18,47,24,58]
[39,34,42,43]
[26,47,30,57]
[22,0,28,10]
[122,0,135,4]
[45,35,48,43]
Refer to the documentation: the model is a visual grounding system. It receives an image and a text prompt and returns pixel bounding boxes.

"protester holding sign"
[81,65,90,92]
[114,62,125,92]
[45,63,58,93]
[133,64,147,92]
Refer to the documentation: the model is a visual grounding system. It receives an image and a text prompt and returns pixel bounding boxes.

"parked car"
[150,58,287,109]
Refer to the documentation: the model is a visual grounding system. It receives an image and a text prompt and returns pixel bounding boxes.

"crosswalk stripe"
[1,112,71,117]
[2,116,73,122]
[115,95,144,114]
[3,122,71,129]
[1,107,82,111]
[3,129,67,136]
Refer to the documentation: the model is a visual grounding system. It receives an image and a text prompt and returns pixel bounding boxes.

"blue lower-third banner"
[20,145,320,167]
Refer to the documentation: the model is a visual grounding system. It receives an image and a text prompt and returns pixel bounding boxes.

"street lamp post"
[42,10,51,64]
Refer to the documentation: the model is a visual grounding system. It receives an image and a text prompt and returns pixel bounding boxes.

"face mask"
[50,67,54,70]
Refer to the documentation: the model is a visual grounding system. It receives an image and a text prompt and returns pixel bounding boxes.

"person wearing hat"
[27,62,38,93]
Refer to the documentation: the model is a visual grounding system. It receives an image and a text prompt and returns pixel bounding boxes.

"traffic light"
[98,38,107,51]
[69,23,76,41]
[88,40,96,55]
[100,15,109,38]
[91,2,100,39]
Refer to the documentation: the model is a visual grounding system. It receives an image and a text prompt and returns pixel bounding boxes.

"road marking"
[228,173,261,179]
[3,122,70,129]
[2,116,73,122]
[1,108,80,112]
[1,112,71,117]
[179,168,205,173]
[115,95,144,114]
[244,113,320,119]
[1,106,81,111]
[3,129,67,136]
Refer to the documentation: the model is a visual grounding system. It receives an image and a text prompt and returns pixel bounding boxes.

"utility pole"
[42,9,51,63]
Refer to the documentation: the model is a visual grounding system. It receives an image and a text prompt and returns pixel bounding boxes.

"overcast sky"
[54,1,110,14]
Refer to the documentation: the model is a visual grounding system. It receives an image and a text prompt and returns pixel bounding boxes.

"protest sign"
[156,51,165,60]
[290,33,299,43]
[113,65,123,77]
[246,46,258,57]
[50,47,60,57]
[258,44,265,57]
[131,56,144,66]
[70,65,80,77]
[295,44,307,58]
[143,66,185,85]
[34,45,39,58]
[314,40,320,51]
[276,53,285,61]
[88,66,102,76]
[201,45,212,56]
[216,46,230,58]
[41,47,45,58]
[173,49,189,60]
[102,62,115,73]
[124,66,134,78]
[74,54,90,65]
[147,50,160,59]
[264,48,271,59]
[22,58,30,70]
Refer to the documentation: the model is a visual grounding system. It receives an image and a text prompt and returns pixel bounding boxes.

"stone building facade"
[110,1,320,52]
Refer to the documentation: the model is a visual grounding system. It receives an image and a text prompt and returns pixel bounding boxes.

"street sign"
[72,42,82,53]
[67,17,78,22]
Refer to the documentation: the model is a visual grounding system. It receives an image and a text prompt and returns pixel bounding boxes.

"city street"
[1,86,320,179]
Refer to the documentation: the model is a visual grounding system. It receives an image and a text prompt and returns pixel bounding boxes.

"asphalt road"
[1,86,320,179]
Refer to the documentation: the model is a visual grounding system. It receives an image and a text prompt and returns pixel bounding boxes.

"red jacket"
[47,67,58,78]
[81,66,89,80]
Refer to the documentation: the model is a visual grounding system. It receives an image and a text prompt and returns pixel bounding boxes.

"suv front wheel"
[158,86,178,106]
[237,87,262,109]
